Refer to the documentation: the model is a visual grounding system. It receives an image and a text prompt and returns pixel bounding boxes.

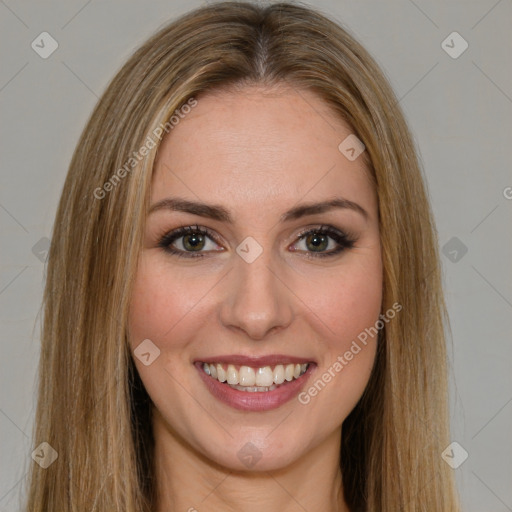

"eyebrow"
[148,196,368,222]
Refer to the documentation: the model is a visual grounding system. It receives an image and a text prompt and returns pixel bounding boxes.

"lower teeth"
[227,383,278,392]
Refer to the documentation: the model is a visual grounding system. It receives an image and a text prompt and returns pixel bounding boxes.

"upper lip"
[195,354,316,367]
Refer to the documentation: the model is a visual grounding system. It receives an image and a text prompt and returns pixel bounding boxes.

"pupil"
[184,233,204,251]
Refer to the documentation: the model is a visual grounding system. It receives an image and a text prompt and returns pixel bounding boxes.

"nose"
[218,247,293,340]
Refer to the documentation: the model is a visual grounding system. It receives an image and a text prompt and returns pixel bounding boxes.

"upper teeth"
[202,363,308,387]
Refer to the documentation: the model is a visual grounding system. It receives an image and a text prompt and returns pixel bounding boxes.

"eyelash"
[157,224,356,259]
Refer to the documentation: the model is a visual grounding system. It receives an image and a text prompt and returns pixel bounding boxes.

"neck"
[152,408,350,512]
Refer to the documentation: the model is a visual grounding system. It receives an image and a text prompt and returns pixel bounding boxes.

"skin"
[128,84,382,512]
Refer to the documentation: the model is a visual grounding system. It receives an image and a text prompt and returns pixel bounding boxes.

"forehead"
[152,85,375,218]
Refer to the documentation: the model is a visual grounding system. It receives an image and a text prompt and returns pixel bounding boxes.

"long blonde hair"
[25,2,459,510]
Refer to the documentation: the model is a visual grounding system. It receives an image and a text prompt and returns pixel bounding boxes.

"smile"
[195,359,316,411]
[202,362,309,392]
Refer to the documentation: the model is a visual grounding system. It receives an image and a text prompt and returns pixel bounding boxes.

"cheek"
[330,270,382,341]
[128,255,207,346]
[127,257,202,411]
[297,256,382,410]
[302,256,383,349]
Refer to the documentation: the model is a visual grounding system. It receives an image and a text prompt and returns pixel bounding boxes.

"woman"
[25,2,460,510]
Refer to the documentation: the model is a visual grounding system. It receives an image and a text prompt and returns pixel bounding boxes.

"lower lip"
[195,362,316,411]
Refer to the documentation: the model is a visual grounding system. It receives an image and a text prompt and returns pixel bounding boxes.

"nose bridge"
[219,240,293,339]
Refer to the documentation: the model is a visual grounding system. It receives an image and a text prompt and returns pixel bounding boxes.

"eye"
[157,224,356,259]
[157,225,223,258]
[291,225,356,258]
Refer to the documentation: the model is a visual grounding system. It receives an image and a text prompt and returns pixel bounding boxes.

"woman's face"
[128,85,382,471]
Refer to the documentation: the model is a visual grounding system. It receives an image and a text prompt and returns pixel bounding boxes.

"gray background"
[1,0,511,510]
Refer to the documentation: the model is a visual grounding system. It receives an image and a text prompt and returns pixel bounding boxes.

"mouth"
[200,362,310,391]
[194,356,316,411]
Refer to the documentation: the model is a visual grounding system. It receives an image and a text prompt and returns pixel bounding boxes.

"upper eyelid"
[294,224,350,238]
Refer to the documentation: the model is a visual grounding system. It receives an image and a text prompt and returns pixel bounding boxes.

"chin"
[204,438,303,473]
